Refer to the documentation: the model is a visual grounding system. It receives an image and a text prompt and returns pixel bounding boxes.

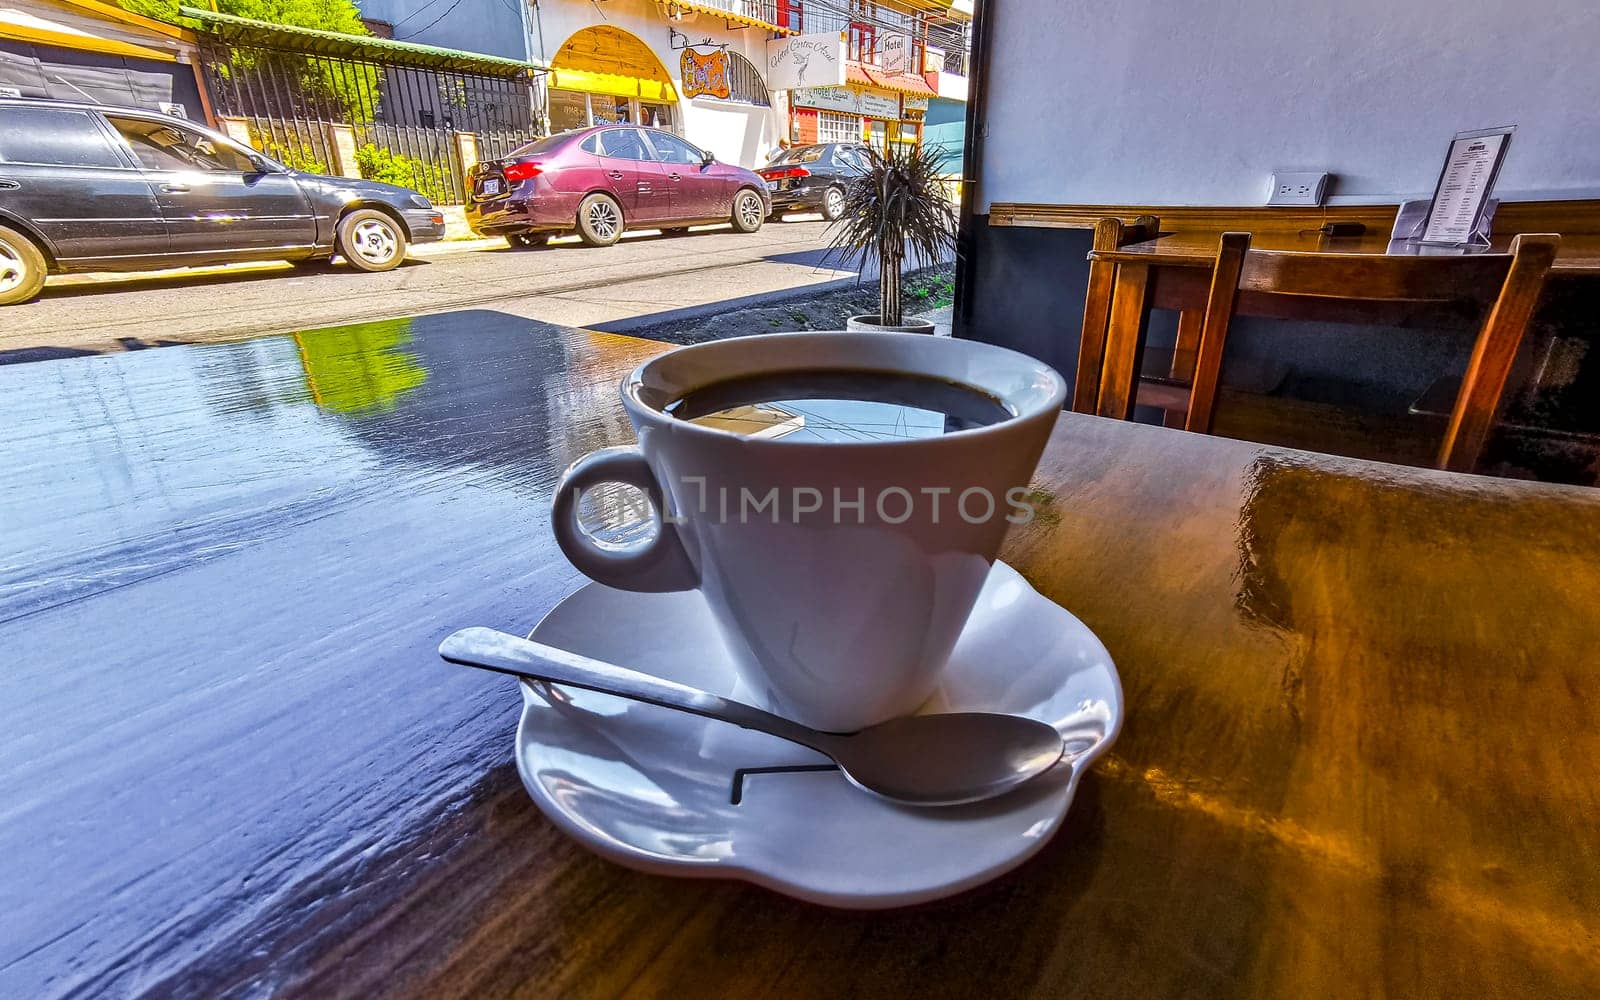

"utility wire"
[400,0,470,38]
[390,0,453,29]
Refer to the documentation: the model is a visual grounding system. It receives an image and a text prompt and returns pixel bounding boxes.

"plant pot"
[845,314,937,334]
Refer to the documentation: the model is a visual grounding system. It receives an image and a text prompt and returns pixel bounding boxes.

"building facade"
[354,0,971,168]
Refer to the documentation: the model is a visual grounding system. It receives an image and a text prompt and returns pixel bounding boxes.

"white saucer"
[515,560,1122,909]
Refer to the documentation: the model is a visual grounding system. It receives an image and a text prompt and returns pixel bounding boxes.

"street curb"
[587,257,955,337]
[588,272,868,335]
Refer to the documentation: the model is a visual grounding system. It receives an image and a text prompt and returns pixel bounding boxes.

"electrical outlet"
[1268,171,1329,207]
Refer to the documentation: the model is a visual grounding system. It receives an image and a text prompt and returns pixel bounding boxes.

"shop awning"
[177,6,547,76]
[847,62,937,97]
[0,5,176,61]
[551,25,677,101]
[656,0,796,35]
[550,67,675,102]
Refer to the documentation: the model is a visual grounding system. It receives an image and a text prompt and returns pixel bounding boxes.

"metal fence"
[196,37,543,204]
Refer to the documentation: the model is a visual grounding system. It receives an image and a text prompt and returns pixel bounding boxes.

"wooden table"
[1082,230,1600,421]
[4,313,1599,997]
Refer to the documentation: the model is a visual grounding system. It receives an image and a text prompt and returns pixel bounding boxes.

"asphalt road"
[1,218,857,363]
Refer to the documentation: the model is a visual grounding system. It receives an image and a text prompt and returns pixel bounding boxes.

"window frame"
[0,106,132,170]
[594,127,653,162]
[641,129,706,166]
[104,114,260,174]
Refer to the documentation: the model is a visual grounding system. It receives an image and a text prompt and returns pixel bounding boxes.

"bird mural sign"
[765,31,847,91]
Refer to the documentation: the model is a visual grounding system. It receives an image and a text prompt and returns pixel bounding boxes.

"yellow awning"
[0,6,176,61]
[657,0,796,35]
[550,68,676,102]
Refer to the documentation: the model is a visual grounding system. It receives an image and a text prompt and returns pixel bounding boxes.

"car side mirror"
[247,153,276,174]
[701,150,715,166]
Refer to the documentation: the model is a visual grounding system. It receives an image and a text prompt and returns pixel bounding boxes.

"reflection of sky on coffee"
[692,399,950,441]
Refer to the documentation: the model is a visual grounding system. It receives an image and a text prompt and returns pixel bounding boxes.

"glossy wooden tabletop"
[3,314,1598,997]
[1090,229,1600,275]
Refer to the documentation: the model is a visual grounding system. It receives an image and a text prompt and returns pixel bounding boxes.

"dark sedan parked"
[0,98,445,305]
[758,143,871,221]
[466,125,770,248]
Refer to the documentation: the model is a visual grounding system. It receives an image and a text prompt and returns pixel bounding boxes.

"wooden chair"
[1073,215,1160,413]
[1174,232,1560,473]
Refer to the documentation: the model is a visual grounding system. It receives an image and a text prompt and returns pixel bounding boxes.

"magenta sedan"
[466,126,772,248]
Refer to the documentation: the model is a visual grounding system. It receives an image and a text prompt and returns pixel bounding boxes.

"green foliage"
[254,133,327,174]
[118,0,367,34]
[118,0,380,124]
[354,143,451,203]
[824,141,958,326]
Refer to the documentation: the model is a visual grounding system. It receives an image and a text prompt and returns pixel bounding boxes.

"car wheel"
[731,189,765,233]
[0,225,47,306]
[507,232,548,249]
[822,186,847,221]
[336,209,407,272]
[576,193,624,247]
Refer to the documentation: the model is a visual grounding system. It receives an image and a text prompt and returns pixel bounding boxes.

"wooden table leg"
[1095,263,1151,421]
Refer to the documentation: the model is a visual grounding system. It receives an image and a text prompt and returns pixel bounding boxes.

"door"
[103,114,316,256]
[643,131,726,221]
[0,105,166,263]
[591,128,670,223]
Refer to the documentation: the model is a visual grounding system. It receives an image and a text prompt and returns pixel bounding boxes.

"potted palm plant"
[826,141,957,334]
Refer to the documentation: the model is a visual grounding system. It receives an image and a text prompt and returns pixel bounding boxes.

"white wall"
[683,98,781,166]
[978,0,1600,209]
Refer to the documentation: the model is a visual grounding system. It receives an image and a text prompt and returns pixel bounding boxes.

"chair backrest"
[1238,248,1527,302]
[1187,232,1561,473]
[1074,215,1161,412]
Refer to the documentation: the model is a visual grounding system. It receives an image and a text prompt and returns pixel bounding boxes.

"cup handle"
[551,446,697,593]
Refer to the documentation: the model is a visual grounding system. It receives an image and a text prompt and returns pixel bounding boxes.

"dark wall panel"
[0,41,201,118]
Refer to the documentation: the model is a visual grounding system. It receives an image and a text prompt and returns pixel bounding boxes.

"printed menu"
[1421,127,1514,245]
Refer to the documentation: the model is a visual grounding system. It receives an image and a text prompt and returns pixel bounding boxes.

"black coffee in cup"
[664,369,1014,442]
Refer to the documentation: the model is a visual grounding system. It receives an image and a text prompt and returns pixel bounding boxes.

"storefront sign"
[877,33,913,75]
[766,31,846,90]
[680,49,731,100]
[793,85,901,120]
[902,94,930,113]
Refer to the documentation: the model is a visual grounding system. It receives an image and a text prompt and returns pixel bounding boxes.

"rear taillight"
[760,166,810,180]
[503,161,543,183]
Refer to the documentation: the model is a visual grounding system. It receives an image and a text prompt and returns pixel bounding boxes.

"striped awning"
[656,0,796,35]
[846,62,936,97]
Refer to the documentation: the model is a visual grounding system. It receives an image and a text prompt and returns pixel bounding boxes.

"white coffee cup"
[552,332,1066,732]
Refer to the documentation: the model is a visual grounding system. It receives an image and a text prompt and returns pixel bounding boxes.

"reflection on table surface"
[2,314,1598,998]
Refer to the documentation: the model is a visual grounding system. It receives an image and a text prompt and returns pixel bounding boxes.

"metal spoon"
[439,626,1066,807]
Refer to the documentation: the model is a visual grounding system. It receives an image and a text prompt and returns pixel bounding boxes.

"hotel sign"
[766,31,846,90]
[793,85,902,119]
[877,33,912,75]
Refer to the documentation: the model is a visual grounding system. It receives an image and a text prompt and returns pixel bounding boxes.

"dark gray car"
[0,98,446,305]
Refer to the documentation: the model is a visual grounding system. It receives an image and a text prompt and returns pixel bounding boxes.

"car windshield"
[507,133,576,158]
[769,146,825,164]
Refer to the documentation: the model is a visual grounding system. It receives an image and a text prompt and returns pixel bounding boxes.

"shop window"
[818,111,862,144]
[549,90,590,131]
